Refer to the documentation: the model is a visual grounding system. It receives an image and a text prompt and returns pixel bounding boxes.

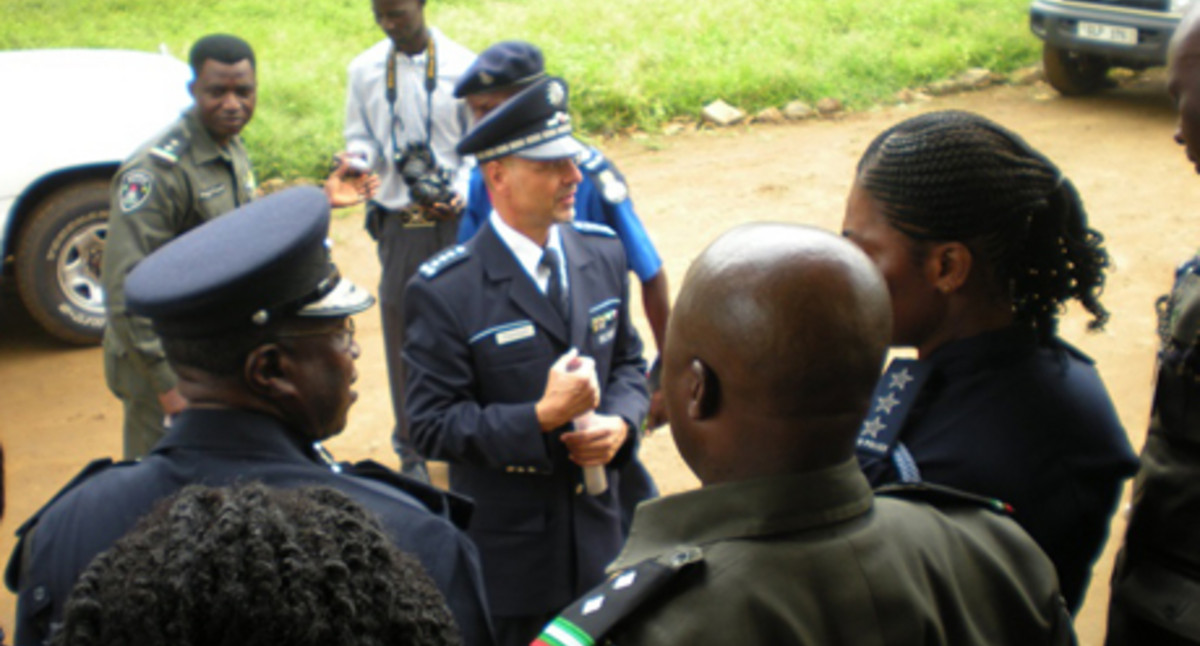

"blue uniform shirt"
[856,325,1139,613]
[459,147,663,283]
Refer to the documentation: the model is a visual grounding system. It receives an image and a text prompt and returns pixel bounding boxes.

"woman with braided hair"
[54,483,462,646]
[842,109,1138,614]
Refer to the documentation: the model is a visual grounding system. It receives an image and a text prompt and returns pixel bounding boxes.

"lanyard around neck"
[386,33,438,149]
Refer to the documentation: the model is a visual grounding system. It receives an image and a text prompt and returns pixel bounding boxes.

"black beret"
[126,186,373,337]
[456,76,584,163]
[454,40,546,98]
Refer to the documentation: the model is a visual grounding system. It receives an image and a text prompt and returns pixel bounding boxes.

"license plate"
[1076,21,1138,46]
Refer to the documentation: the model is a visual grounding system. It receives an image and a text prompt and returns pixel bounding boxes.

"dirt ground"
[2,70,1195,643]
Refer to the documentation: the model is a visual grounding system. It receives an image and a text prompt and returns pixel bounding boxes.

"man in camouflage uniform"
[101,34,258,459]
[1105,7,1200,643]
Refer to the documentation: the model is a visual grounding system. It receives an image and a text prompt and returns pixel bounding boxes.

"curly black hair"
[856,110,1110,345]
[53,483,461,646]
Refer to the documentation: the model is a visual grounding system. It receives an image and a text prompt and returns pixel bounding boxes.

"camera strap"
[386,33,438,158]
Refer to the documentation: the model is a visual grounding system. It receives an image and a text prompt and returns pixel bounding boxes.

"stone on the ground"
[816,97,843,115]
[783,100,815,120]
[958,67,995,89]
[701,99,746,126]
[754,107,785,124]
[1009,66,1043,85]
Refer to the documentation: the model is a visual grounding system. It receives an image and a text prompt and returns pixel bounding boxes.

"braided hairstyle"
[856,110,1109,345]
[54,483,461,646]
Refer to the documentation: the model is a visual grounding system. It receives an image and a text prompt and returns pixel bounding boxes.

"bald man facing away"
[532,223,1075,646]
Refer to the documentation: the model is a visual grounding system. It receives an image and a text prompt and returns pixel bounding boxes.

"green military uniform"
[1106,254,1200,645]
[101,108,256,459]
[536,459,1074,646]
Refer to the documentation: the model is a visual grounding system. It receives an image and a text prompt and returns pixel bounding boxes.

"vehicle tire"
[1043,43,1110,96]
[15,179,110,345]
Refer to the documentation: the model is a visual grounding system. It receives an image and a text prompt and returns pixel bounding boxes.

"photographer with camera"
[338,0,475,481]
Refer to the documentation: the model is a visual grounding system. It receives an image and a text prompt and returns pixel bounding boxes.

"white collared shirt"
[343,27,476,210]
[489,211,567,295]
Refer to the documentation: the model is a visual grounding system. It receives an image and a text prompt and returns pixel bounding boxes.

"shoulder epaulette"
[148,126,190,166]
[533,547,704,646]
[340,459,475,530]
[418,245,470,279]
[5,457,133,589]
[876,481,1014,516]
[575,147,606,173]
[572,221,617,238]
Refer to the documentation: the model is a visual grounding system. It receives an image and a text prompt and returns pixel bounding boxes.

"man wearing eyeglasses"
[6,188,496,646]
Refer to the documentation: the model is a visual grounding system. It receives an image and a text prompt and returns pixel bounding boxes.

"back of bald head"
[1171,3,1200,66]
[671,222,891,435]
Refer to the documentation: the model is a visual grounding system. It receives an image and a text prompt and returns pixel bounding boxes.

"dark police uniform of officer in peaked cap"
[403,77,649,646]
[452,41,669,537]
[6,188,496,646]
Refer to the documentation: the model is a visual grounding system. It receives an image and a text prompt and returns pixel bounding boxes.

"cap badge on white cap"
[547,80,566,107]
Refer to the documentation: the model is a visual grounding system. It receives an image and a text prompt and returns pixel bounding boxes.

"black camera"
[395,143,456,208]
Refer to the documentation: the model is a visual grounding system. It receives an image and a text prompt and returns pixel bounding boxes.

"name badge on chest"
[496,323,535,345]
[199,184,227,201]
[470,319,537,347]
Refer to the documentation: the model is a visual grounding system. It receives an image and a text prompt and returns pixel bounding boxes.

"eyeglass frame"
[274,317,357,353]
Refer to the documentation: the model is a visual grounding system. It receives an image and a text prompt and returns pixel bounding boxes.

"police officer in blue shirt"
[5,187,495,646]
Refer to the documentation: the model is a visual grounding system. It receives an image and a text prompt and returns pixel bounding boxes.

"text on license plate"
[1076,21,1137,46]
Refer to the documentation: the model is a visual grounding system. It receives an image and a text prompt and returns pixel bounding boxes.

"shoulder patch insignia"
[149,130,189,166]
[876,481,1015,516]
[533,547,704,646]
[118,169,155,213]
[574,147,604,172]
[572,221,617,238]
[597,169,629,204]
[419,245,470,279]
[576,148,630,205]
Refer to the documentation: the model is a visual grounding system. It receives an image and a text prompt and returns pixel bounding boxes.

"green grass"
[2,0,1039,180]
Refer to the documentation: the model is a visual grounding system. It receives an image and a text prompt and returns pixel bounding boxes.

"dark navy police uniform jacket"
[6,408,495,646]
[857,325,1138,613]
[403,220,649,618]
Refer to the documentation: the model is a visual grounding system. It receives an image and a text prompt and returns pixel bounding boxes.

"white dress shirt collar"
[489,211,565,293]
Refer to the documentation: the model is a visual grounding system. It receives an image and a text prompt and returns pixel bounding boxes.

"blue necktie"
[540,247,568,322]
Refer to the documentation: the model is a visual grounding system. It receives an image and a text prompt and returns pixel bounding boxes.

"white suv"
[0,48,192,344]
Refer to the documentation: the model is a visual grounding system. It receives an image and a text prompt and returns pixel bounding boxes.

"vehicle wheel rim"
[57,219,107,315]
